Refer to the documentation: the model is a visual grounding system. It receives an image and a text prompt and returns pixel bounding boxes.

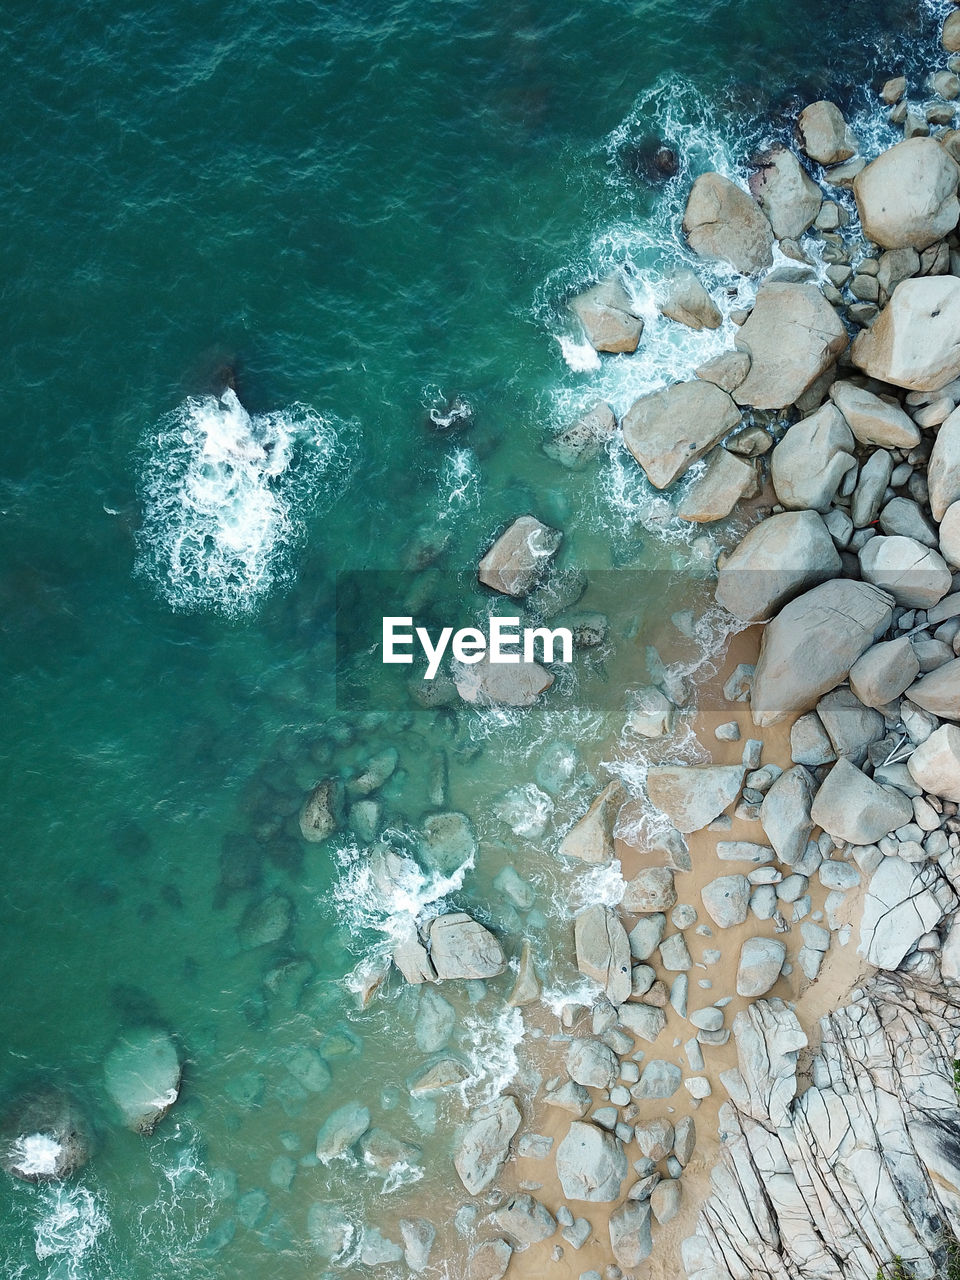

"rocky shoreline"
[438,9,960,1280]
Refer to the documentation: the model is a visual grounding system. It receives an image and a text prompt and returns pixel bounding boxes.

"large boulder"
[716,510,842,621]
[701,874,750,929]
[853,137,960,251]
[0,1088,91,1182]
[609,1201,654,1268]
[849,637,921,709]
[574,905,631,1005]
[544,402,617,469]
[478,516,562,597]
[467,1239,513,1280]
[759,766,816,866]
[299,778,344,843]
[659,268,722,330]
[929,405,960,520]
[798,100,858,165]
[810,758,913,844]
[858,535,952,609]
[736,937,786,998]
[559,780,623,862]
[566,1038,620,1090]
[859,857,957,969]
[906,658,960,719]
[750,579,894,726]
[645,764,744,833]
[677,447,759,522]
[621,380,741,489]
[569,276,644,353]
[770,405,856,511]
[488,1194,556,1246]
[104,1028,182,1134]
[455,655,554,706]
[749,145,822,240]
[315,1102,371,1162]
[726,1000,808,1128]
[829,381,921,449]
[454,1096,522,1194]
[733,283,848,410]
[556,1121,628,1202]
[851,277,960,393]
[682,172,775,274]
[428,913,507,980]
[908,724,960,800]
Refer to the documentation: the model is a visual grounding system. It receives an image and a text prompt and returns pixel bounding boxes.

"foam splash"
[136,388,354,615]
[33,1185,110,1276]
[458,1004,525,1106]
[11,1132,63,1178]
[436,446,481,521]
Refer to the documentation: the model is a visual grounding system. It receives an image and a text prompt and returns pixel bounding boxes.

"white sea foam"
[459,1004,525,1106]
[136,388,354,615]
[12,1132,62,1178]
[33,1185,110,1276]
[436,446,481,521]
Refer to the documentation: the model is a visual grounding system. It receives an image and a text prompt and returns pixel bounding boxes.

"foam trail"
[32,1184,110,1279]
[136,388,353,615]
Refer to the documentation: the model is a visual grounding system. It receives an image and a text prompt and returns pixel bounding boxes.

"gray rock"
[859,535,952,609]
[399,1218,436,1273]
[427,913,504,981]
[570,276,643,354]
[574,906,631,1006]
[790,712,836,766]
[633,1061,682,1099]
[628,915,666,960]
[849,637,921,708]
[816,689,885,762]
[659,268,723,330]
[750,579,894,727]
[545,402,618,469]
[650,1178,683,1225]
[621,380,742,490]
[677,447,759,523]
[674,1115,696,1166]
[701,875,750,928]
[645,764,745,833]
[852,277,960,394]
[716,840,774,864]
[239,892,293,950]
[566,1039,620,1090]
[659,933,692,971]
[544,1081,591,1117]
[810,759,914,845]
[859,856,957,968]
[716,509,841,623]
[733,284,848,411]
[488,1194,556,1246]
[696,349,753,392]
[626,686,676,739]
[830,381,921,448]
[454,1096,522,1194]
[799,100,858,165]
[853,137,960,251]
[736,937,787,997]
[769,404,856,511]
[617,1003,667,1044]
[906,657,960,719]
[478,516,562,597]
[563,1217,592,1249]
[608,1200,653,1269]
[0,1088,91,1182]
[683,172,775,275]
[467,1237,513,1280]
[315,1102,371,1162]
[879,497,938,548]
[104,1029,182,1134]
[749,145,822,240]
[620,867,676,914]
[851,449,893,529]
[559,780,624,862]
[760,765,816,866]
[299,778,344,843]
[908,724,960,799]
[556,1121,628,1202]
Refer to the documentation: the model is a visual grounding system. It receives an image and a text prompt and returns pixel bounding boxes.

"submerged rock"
[454,655,554,707]
[298,777,344,843]
[544,402,617,469]
[104,1028,181,1134]
[0,1088,91,1182]
[478,516,562,597]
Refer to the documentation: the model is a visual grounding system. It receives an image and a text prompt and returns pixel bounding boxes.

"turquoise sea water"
[0,0,950,1274]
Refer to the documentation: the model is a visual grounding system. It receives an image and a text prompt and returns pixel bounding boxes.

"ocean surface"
[0,0,951,1274]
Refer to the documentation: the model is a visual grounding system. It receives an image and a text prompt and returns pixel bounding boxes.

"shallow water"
[0,0,954,1274]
